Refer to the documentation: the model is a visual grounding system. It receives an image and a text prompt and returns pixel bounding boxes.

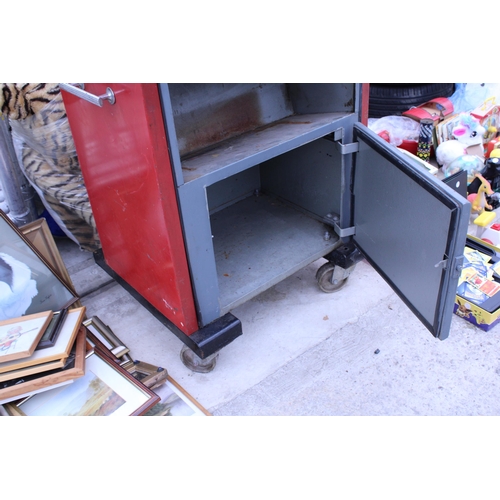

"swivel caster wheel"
[180,345,219,373]
[316,262,349,293]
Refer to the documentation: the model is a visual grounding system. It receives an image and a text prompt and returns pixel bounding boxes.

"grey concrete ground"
[57,236,500,417]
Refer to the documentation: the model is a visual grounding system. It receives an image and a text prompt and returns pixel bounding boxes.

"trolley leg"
[316,242,364,293]
[180,345,219,373]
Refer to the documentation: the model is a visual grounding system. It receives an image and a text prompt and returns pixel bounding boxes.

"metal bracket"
[326,128,359,155]
[335,141,359,155]
[333,222,356,238]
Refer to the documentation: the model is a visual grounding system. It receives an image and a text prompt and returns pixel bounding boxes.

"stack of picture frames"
[0,209,211,417]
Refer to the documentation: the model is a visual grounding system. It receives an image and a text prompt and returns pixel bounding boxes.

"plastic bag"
[368,116,421,146]
[6,86,100,252]
[449,83,500,114]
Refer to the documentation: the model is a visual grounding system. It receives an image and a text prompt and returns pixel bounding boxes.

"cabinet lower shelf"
[211,194,340,314]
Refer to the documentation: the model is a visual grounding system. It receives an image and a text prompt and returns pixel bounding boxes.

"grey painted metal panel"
[158,84,184,187]
[210,194,340,314]
[260,138,343,220]
[287,84,356,114]
[207,167,261,214]
[352,124,470,340]
[177,181,221,326]
[167,83,293,158]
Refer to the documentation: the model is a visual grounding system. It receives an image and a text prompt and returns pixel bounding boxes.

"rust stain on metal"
[177,92,263,158]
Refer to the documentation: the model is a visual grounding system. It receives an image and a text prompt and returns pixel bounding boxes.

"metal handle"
[59,83,116,107]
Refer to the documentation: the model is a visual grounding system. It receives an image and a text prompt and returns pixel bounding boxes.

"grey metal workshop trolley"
[62,83,470,370]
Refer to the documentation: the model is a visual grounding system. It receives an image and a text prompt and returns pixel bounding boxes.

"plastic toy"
[485,136,500,158]
[481,222,500,247]
[472,210,498,245]
[467,174,494,213]
[467,156,500,210]
[443,154,485,183]
[402,97,454,122]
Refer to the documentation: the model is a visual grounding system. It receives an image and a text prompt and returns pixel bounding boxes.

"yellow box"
[454,236,500,331]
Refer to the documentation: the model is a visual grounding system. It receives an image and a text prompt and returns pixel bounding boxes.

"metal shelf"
[211,193,340,314]
[181,112,346,185]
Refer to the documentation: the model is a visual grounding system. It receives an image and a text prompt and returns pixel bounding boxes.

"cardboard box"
[454,236,500,331]
[454,296,500,331]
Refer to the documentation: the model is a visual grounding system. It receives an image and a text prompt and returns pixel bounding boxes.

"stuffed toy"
[0,83,100,252]
[436,113,487,174]
[452,113,486,160]
[436,139,467,169]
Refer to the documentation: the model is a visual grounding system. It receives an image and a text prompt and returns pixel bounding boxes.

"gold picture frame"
[20,218,76,294]
[121,359,168,390]
[0,325,87,404]
[0,307,85,375]
[145,375,211,416]
[0,311,53,363]
[20,217,83,310]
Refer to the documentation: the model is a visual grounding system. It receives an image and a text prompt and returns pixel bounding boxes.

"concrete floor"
[57,235,500,417]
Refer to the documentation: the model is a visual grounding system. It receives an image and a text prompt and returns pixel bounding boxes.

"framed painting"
[0,311,53,363]
[0,325,87,404]
[11,347,160,416]
[144,375,211,416]
[0,306,85,374]
[0,210,79,322]
[84,327,168,389]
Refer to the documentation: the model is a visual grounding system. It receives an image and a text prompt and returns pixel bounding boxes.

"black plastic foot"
[93,249,243,359]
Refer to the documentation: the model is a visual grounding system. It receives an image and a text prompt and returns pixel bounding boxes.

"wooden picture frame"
[145,375,211,416]
[36,308,68,350]
[0,210,79,322]
[20,218,76,294]
[0,356,66,384]
[10,347,160,416]
[0,306,85,375]
[121,359,168,390]
[83,316,131,361]
[0,325,87,404]
[0,311,53,363]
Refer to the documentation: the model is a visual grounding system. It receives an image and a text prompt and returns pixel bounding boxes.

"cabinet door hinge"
[326,129,359,155]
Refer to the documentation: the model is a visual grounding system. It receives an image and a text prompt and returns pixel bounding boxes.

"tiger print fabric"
[0,83,101,252]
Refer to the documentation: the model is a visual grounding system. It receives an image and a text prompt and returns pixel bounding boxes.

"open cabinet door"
[352,123,470,340]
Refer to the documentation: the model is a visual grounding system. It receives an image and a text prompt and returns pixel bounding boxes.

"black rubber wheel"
[368,83,455,118]
[316,262,348,293]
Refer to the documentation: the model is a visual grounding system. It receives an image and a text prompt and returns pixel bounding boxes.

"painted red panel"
[62,84,198,334]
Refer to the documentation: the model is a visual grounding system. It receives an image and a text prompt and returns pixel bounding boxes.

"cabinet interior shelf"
[181,112,346,184]
[211,193,339,314]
